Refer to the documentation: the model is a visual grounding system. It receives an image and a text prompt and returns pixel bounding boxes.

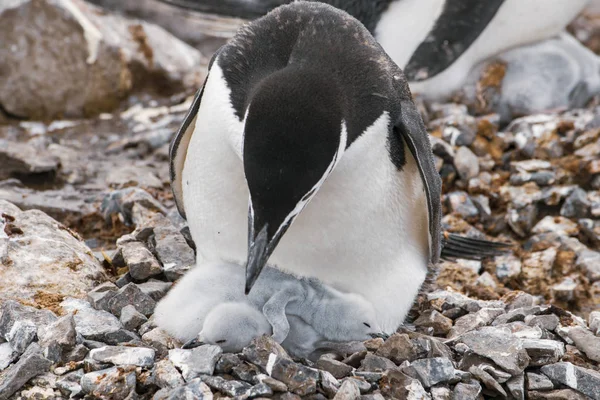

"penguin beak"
[182,337,205,349]
[245,224,270,294]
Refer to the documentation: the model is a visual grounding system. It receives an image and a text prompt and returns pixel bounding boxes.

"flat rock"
[317,357,353,379]
[528,389,590,400]
[449,308,504,338]
[60,298,124,343]
[527,372,554,390]
[359,354,396,373]
[521,339,565,366]
[138,280,172,302]
[0,201,106,306]
[37,314,77,363]
[453,380,482,400]
[541,362,600,400]
[375,334,418,365]
[0,139,59,180]
[89,345,155,367]
[242,335,291,370]
[86,282,118,312]
[120,304,148,331]
[567,326,600,362]
[156,378,213,400]
[169,345,222,381]
[201,375,251,397]
[413,310,453,336]
[404,357,455,388]
[269,357,320,396]
[459,327,530,375]
[80,365,136,399]
[108,282,156,317]
[150,359,185,389]
[0,0,203,119]
[0,343,52,400]
[506,373,525,400]
[7,319,37,354]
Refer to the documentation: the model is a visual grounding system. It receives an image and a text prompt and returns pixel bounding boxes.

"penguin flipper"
[396,100,443,264]
[169,48,223,219]
[441,233,512,261]
[156,0,286,20]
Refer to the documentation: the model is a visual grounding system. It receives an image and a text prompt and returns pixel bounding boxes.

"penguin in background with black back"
[156,0,590,101]
[169,1,508,334]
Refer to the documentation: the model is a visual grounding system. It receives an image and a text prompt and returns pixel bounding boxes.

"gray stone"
[270,357,320,396]
[527,372,554,390]
[242,335,291,370]
[7,319,37,354]
[577,250,600,282]
[452,381,482,400]
[528,389,590,399]
[200,375,251,397]
[0,343,52,400]
[247,382,273,398]
[86,282,118,312]
[231,361,260,382]
[449,308,504,338]
[108,282,156,317]
[0,202,106,306]
[541,362,600,400]
[37,314,77,363]
[138,280,172,301]
[446,191,479,220]
[454,146,480,181]
[157,378,213,400]
[151,359,185,389]
[80,366,136,398]
[413,310,453,336]
[320,370,340,397]
[525,314,560,331]
[494,253,523,282]
[333,379,360,400]
[0,343,17,371]
[510,171,556,186]
[459,327,530,375]
[120,304,148,331]
[343,376,371,394]
[359,354,396,373]
[532,216,578,236]
[0,139,59,180]
[56,368,84,398]
[430,386,452,400]
[169,345,223,381]
[404,357,455,388]
[551,278,578,302]
[521,339,565,367]
[492,306,543,326]
[258,375,288,392]
[468,365,507,397]
[143,328,179,359]
[0,300,56,340]
[149,214,195,281]
[317,356,353,379]
[89,345,155,367]
[506,373,525,400]
[561,188,590,219]
[380,369,430,400]
[589,311,600,335]
[567,326,600,363]
[375,334,418,365]
[580,219,600,246]
[121,240,163,280]
[60,298,123,343]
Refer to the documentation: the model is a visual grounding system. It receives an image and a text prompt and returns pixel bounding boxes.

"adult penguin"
[170,1,507,333]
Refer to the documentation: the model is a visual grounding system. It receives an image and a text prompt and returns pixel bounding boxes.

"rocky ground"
[1,1,600,399]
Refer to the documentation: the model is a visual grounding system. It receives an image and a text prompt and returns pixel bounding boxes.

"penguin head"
[243,66,347,293]
[196,302,272,353]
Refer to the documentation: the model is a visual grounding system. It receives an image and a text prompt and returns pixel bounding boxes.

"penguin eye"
[216,340,227,344]
[363,323,371,328]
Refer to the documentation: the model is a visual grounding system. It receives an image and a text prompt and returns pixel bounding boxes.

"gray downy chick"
[154,261,383,344]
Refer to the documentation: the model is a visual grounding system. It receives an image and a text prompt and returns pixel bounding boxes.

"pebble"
[454,146,480,181]
[120,304,149,331]
[506,373,525,400]
[375,334,417,365]
[169,345,222,381]
[143,327,178,359]
[89,345,155,367]
[150,359,185,389]
[108,282,157,317]
[577,250,600,282]
[567,326,600,362]
[56,368,83,398]
[459,327,530,375]
[403,357,455,388]
[527,372,554,390]
[37,314,77,363]
[155,378,213,399]
[138,280,173,301]
[561,188,590,218]
[468,365,507,397]
[269,357,320,396]
[541,362,600,400]
[60,298,125,343]
[121,240,163,280]
[0,343,18,371]
[201,375,251,397]
[150,215,195,281]
[258,374,288,392]
[7,320,37,354]
[413,310,453,336]
[0,343,52,400]
[525,314,560,331]
[0,300,56,341]
[589,311,600,335]
[317,356,353,379]
[521,339,565,366]
[532,216,579,236]
[320,370,341,397]
[80,365,137,398]
[379,369,430,400]
[452,380,482,399]
[358,354,396,373]
[86,282,118,312]
[333,379,360,400]
[528,389,590,400]
[449,308,505,338]
[494,253,523,282]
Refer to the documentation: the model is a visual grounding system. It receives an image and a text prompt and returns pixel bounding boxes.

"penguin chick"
[192,302,272,353]
[154,261,383,345]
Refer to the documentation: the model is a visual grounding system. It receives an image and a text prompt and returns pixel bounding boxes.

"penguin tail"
[440,232,512,261]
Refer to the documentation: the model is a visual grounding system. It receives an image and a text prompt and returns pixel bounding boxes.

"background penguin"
[169,2,508,334]
[154,0,590,100]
